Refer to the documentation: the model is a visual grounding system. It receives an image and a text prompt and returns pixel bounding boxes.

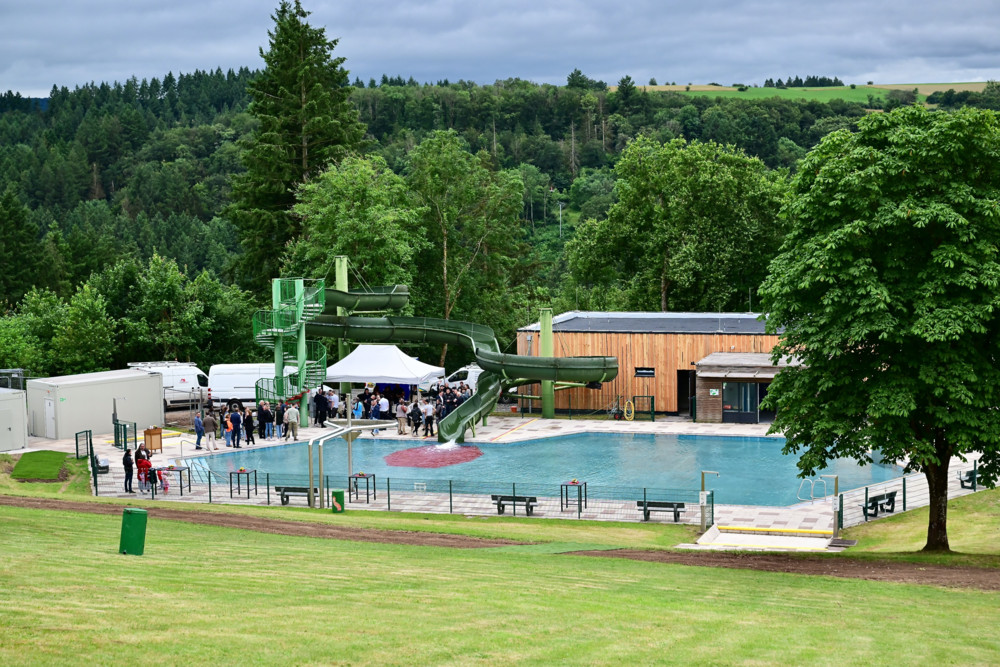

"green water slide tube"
[308,287,617,442]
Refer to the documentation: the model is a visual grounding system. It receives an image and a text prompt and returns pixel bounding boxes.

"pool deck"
[12,414,984,549]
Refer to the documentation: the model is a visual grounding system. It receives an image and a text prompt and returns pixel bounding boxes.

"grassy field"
[3,504,1000,665]
[1,452,91,494]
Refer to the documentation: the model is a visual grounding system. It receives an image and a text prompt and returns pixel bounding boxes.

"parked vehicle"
[423,364,484,394]
[207,363,293,412]
[127,361,208,411]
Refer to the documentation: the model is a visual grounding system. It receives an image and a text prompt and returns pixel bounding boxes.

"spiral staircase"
[252,279,327,405]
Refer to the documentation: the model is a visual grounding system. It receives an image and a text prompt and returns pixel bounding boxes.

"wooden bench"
[491,494,538,516]
[959,469,980,489]
[636,500,686,522]
[275,486,320,506]
[860,490,897,520]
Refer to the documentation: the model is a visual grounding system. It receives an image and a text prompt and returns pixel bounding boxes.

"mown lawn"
[10,451,68,480]
[2,504,999,666]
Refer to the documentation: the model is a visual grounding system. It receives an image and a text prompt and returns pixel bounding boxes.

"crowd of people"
[184,381,476,459]
[192,400,302,451]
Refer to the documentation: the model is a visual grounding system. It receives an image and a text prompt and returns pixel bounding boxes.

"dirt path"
[4,495,999,590]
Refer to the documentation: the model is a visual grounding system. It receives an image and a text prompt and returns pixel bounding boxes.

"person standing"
[122,448,134,493]
[329,390,339,419]
[421,399,435,437]
[261,403,274,440]
[395,399,408,435]
[203,411,218,451]
[194,413,204,450]
[257,404,267,440]
[275,402,286,440]
[230,408,243,448]
[314,388,327,426]
[244,407,256,447]
[284,403,299,441]
[223,411,233,448]
[135,442,150,464]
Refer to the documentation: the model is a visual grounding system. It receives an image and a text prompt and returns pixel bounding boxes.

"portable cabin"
[26,369,163,439]
[0,388,29,451]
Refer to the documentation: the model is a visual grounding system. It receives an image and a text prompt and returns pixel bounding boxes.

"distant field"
[613,82,992,104]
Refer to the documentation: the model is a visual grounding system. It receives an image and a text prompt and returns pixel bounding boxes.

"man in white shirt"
[379,394,389,415]
[329,390,339,419]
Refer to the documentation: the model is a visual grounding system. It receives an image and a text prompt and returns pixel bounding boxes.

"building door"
[676,370,694,415]
[44,398,56,439]
[0,408,12,450]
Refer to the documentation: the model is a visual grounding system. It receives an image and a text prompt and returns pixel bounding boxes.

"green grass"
[2,505,999,665]
[10,451,69,480]
[675,86,900,104]
[2,452,91,496]
[844,486,1000,568]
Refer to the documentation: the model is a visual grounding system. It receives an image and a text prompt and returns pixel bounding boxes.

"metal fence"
[120,465,716,525]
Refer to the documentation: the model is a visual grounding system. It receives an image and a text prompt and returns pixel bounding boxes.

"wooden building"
[516,312,781,418]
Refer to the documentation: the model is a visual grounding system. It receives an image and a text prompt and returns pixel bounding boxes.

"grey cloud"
[2,0,998,97]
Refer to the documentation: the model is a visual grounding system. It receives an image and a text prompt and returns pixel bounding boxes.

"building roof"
[29,368,155,387]
[518,311,775,335]
[695,352,800,380]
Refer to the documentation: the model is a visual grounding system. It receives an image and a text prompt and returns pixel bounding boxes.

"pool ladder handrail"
[796,477,828,502]
[187,459,228,484]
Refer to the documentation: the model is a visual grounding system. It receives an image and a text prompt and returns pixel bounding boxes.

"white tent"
[325,345,444,384]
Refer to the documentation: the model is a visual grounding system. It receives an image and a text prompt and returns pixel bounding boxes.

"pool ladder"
[796,478,829,502]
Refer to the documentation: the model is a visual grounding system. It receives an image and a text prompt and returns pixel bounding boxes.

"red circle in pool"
[384,444,483,468]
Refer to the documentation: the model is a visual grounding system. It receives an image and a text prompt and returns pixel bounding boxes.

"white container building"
[26,369,164,439]
[0,388,29,451]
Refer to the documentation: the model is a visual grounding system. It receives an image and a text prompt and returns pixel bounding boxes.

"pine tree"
[227,0,366,292]
[0,189,42,304]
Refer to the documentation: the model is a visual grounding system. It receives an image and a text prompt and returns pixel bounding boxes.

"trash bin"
[330,490,345,513]
[119,507,148,555]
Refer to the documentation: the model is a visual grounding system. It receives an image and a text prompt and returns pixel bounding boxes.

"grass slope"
[1,452,91,494]
[2,505,999,665]
[10,451,68,480]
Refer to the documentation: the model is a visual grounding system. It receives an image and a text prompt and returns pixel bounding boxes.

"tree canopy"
[227,0,365,292]
[759,106,1000,551]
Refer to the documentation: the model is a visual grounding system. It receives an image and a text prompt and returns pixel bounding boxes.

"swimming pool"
[188,433,902,506]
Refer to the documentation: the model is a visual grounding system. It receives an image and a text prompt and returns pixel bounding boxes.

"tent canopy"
[325,344,444,385]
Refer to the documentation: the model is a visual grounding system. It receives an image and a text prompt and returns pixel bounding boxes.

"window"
[635,367,655,378]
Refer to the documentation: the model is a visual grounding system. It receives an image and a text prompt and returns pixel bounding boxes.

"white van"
[207,363,294,411]
[426,364,484,394]
[128,361,208,410]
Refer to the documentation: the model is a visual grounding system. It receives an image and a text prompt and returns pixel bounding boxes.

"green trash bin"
[120,508,147,555]
[330,490,345,513]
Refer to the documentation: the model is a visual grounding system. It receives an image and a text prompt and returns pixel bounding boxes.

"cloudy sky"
[3,0,999,97]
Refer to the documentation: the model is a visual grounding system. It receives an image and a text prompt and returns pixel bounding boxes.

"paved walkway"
[11,414,984,538]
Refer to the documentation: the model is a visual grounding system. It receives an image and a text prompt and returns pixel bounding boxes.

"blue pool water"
[188,433,902,506]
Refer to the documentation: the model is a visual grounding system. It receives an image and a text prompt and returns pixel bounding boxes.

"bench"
[491,494,538,516]
[91,455,109,475]
[860,490,897,521]
[274,486,320,506]
[636,500,686,522]
[959,469,980,489]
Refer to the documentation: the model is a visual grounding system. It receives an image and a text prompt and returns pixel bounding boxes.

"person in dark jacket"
[314,388,328,426]
[243,407,256,446]
[230,408,243,448]
[122,449,134,493]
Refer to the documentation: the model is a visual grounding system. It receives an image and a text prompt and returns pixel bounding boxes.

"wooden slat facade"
[515,331,781,414]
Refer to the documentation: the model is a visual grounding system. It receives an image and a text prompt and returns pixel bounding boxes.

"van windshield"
[197,374,208,387]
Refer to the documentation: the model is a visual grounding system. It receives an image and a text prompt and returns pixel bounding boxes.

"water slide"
[308,287,618,443]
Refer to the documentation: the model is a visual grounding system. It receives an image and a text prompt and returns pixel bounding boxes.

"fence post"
[387,478,391,511]
[902,477,907,512]
[449,480,453,514]
[512,483,517,516]
[267,473,270,505]
[973,460,978,491]
[838,494,844,530]
[208,473,212,504]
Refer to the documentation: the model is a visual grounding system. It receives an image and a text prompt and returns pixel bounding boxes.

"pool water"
[189,433,902,506]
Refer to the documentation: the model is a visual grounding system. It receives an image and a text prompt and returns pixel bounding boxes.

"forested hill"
[1,64,995,377]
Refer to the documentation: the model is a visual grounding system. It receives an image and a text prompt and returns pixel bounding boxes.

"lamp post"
[701,470,719,532]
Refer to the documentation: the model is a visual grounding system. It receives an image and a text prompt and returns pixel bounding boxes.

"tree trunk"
[922,457,951,552]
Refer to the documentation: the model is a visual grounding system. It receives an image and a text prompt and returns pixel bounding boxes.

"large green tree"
[0,189,42,304]
[405,130,524,364]
[567,136,786,312]
[759,106,1000,552]
[285,155,426,287]
[227,0,366,293]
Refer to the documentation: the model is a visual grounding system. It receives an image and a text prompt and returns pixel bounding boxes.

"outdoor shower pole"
[701,470,719,532]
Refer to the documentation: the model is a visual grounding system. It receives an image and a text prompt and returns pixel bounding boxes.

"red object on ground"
[384,444,483,468]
